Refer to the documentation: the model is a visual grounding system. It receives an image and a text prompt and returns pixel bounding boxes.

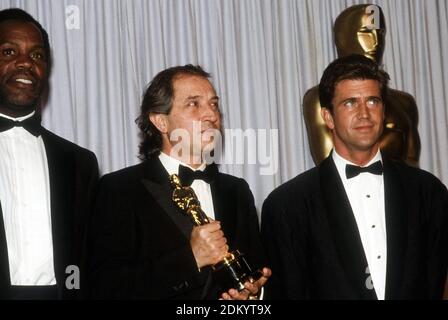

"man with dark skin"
[0,8,98,299]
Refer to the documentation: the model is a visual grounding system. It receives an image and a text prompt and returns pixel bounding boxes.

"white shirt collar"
[158,152,207,176]
[332,148,383,181]
[0,111,36,122]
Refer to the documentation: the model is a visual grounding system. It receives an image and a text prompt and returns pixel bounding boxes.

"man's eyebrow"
[0,40,17,46]
[337,95,382,104]
[184,95,201,102]
[0,40,44,49]
[337,97,357,103]
[183,95,219,102]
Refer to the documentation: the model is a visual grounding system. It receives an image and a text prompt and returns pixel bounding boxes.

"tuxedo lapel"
[207,165,238,299]
[140,158,193,239]
[0,201,11,296]
[319,156,377,299]
[209,167,237,243]
[41,131,73,294]
[383,159,407,299]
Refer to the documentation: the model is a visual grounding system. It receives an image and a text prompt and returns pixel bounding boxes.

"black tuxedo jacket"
[0,127,99,299]
[261,155,448,299]
[89,157,266,299]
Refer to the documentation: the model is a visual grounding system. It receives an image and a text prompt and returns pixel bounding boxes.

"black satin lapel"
[210,173,236,243]
[206,173,236,300]
[141,179,193,239]
[42,133,73,290]
[0,201,11,293]
[383,160,407,300]
[319,157,377,299]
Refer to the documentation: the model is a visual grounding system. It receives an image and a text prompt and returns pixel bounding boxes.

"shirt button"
[366,195,371,198]
[372,225,376,229]
[377,255,381,259]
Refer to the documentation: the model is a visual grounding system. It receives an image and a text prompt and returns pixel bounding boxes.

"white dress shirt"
[0,112,56,286]
[332,149,387,300]
[159,152,216,220]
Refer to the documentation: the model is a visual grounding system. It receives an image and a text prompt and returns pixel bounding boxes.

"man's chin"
[0,96,38,116]
[354,141,380,153]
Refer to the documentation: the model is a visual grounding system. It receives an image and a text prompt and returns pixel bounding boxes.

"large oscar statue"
[170,174,262,292]
[303,4,421,167]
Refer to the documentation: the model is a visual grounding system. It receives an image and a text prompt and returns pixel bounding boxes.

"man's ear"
[321,107,335,130]
[149,113,168,134]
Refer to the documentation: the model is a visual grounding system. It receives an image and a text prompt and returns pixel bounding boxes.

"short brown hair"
[319,54,390,112]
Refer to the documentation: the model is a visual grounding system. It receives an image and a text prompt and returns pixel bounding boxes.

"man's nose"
[15,54,33,70]
[202,104,219,122]
[357,101,371,119]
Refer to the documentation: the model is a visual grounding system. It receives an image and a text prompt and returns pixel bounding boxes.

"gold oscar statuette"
[170,174,262,292]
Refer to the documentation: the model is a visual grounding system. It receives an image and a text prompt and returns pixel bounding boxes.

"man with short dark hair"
[261,54,448,299]
[90,65,270,299]
[303,4,421,168]
[0,8,99,299]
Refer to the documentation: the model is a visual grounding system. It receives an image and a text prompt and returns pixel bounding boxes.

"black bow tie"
[0,116,42,137]
[178,164,217,186]
[345,161,383,179]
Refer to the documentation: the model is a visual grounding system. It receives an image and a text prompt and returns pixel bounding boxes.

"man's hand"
[220,267,272,300]
[190,221,228,269]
